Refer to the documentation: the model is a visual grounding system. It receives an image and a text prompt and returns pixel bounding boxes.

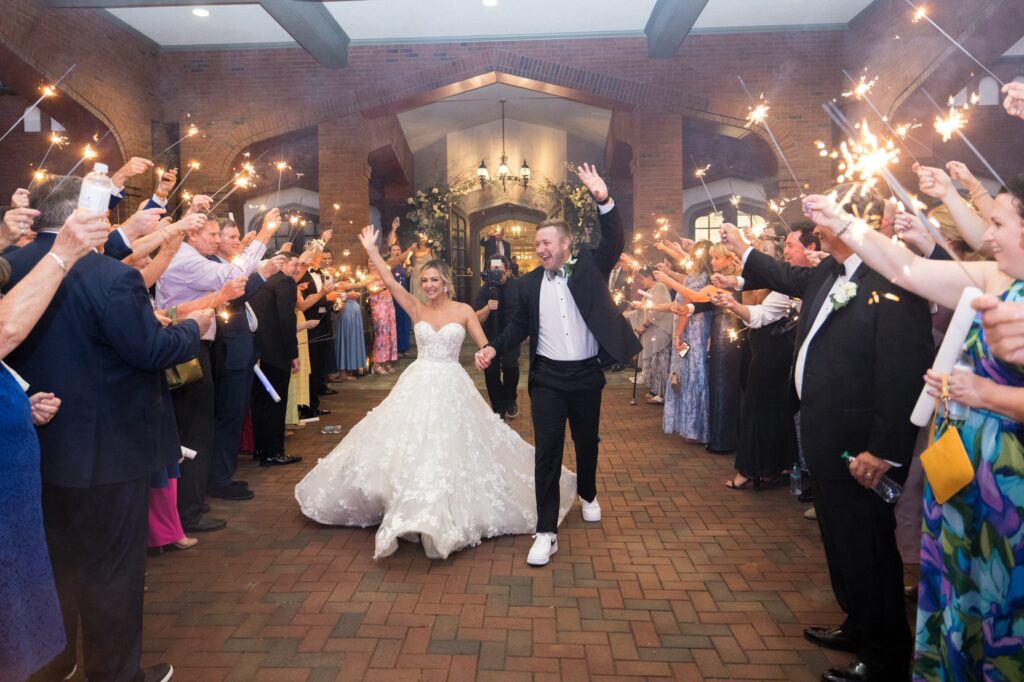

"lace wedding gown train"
[295,321,577,559]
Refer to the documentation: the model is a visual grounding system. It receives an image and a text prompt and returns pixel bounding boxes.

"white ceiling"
[397,83,612,153]
[107,0,879,48]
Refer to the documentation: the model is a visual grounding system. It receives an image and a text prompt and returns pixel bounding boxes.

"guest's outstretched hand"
[261,207,281,233]
[10,188,30,209]
[169,212,206,235]
[120,206,166,240]
[710,273,738,290]
[111,157,153,189]
[1002,82,1024,120]
[801,194,851,233]
[913,163,956,202]
[717,223,746,256]
[218,277,247,304]
[358,225,380,254]
[973,295,1024,364]
[576,163,608,203]
[3,206,39,242]
[52,211,110,266]
[154,168,177,197]
[187,194,212,215]
[805,250,829,267]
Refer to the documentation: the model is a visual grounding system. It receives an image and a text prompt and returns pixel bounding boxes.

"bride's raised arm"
[359,224,421,318]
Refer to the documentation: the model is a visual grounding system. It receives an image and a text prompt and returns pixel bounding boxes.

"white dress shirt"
[744,291,796,329]
[535,199,614,361]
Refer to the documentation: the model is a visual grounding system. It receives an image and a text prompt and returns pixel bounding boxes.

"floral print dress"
[914,280,1024,681]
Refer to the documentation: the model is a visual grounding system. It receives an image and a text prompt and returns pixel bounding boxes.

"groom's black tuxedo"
[741,247,933,675]
[488,202,640,534]
[490,205,641,367]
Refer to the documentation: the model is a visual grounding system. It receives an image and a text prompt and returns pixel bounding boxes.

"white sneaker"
[803,506,817,520]
[527,533,558,566]
[580,496,601,522]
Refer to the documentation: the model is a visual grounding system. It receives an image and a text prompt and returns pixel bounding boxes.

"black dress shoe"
[142,662,174,682]
[505,402,519,418]
[183,516,227,533]
[320,387,338,396]
[821,660,887,681]
[804,626,860,653]
[261,454,302,467]
[201,503,210,513]
[208,483,255,501]
[235,480,248,487]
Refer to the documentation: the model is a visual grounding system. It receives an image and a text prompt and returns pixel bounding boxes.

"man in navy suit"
[3,175,210,682]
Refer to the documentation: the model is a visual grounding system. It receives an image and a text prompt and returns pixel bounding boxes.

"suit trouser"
[252,363,290,457]
[210,365,254,489]
[484,347,520,414]
[813,475,912,674]
[306,333,329,412]
[529,356,604,533]
[171,342,215,526]
[38,478,148,682]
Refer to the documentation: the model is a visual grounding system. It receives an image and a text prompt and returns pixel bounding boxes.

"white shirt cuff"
[116,227,132,249]
[741,246,754,266]
[150,194,168,208]
[597,199,615,215]
[735,275,746,291]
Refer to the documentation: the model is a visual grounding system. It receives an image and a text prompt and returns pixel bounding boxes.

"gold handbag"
[163,306,204,391]
[920,381,975,504]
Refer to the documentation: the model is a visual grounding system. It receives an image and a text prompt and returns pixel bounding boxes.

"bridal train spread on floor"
[295,321,577,559]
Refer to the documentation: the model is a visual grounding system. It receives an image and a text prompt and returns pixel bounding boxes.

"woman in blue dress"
[387,242,415,356]
[334,281,367,380]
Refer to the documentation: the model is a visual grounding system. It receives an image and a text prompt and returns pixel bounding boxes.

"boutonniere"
[563,255,579,279]
[829,282,858,311]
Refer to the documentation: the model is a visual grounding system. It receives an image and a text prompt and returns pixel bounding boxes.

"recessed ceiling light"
[192,8,210,17]
[482,0,498,6]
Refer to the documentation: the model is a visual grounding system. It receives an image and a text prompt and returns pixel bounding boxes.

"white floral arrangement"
[829,281,858,310]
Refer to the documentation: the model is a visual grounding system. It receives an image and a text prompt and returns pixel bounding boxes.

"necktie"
[546,267,566,280]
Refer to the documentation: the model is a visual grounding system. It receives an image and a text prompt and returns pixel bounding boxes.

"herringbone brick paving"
[139,351,873,681]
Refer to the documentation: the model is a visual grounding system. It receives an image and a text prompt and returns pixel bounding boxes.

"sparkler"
[274,161,288,207]
[921,89,1006,188]
[0,64,76,144]
[36,127,113,207]
[933,102,967,143]
[208,175,250,213]
[28,132,69,190]
[168,160,200,197]
[691,159,718,213]
[329,203,341,231]
[842,74,878,100]
[906,2,1005,86]
[738,76,804,196]
[153,121,201,162]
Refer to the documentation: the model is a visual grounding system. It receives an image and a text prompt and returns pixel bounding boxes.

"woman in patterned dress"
[804,174,1024,681]
[367,262,397,374]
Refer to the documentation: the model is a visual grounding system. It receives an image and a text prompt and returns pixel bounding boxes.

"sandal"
[172,537,198,550]
[725,475,753,490]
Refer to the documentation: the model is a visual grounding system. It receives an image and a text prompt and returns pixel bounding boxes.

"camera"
[482,258,505,286]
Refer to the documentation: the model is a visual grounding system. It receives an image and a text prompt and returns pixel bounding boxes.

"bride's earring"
[443,286,448,294]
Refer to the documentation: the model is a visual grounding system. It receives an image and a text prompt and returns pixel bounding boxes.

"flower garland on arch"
[541,162,601,248]
[404,175,476,256]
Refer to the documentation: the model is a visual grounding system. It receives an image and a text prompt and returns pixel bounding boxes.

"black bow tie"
[829,258,845,277]
[546,267,566,280]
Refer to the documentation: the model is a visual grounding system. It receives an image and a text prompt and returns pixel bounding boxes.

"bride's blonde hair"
[421,259,454,296]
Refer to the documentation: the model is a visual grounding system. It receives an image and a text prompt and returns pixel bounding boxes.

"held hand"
[973,296,1024,364]
[670,303,692,317]
[710,273,739,290]
[801,194,852,232]
[487,299,499,311]
[240,231,257,249]
[11,188,30,209]
[358,225,380,254]
[261,207,281,233]
[674,336,684,352]
[111,157,154,188]
[945,161,979,189]
[306,319,320,330]
[187,308,215,336]
[154,310,173,327]
[576,162,608,203]
[846,452,892,489]
[186,194,212,215]
[805,249,829,267]
[391,216,400,231]
[170,212,206,235]
[51,211,110,264]
[1002,82,1024,120]
[297,282,309,292]
[474,346,497,370]
[323,281,337,294]
[913,163,956,202]
[218,277,247,303]
[893,210,934,254]
[120,206,166,240]
[321,228,333,243]
[291,358,301,374]
[29,392,61,426]
[924,368,990,410]
[3,206,40,241]
[717,223,747,256]
[710,293,734,309]
[154,168,177,197]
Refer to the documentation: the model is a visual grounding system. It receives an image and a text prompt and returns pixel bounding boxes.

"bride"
[295,225,577,560]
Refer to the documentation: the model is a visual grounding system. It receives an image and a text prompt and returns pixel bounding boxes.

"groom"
[476,163,641,566]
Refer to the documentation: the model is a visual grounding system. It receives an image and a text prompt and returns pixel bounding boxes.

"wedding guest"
[287,254,321,429]
[250,250,304,466]
[720,184,934,682]
[367,260,398,374]
[4,176,207,682]
[0,210,109,681]
[320,249,341,377]
[334,282,366,380]
[629,266,673,404]
[704,243,742,453]
[390,241,415,355]
[298,235,335,418]
[481,225,512,263]
[662,241,712,443]
[804,178,1024,681]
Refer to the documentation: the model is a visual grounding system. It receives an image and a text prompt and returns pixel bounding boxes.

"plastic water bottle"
[944,352,974,421]
[841,452,902,503]
[789,464,802,496]
[77,162,113,214]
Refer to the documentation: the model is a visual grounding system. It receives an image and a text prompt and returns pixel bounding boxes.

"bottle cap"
[93,162,109,174]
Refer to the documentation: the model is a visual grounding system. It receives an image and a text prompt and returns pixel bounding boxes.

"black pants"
[171,342,215,526]
[529,356,605,533]
[307,333,329,412]
[252,363,290,457]
[813,476,912,674]
[38,478,148,682]
[210,365,254,489]
[484,347,520,414]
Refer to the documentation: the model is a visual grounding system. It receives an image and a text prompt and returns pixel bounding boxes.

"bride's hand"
[358,225,380,253]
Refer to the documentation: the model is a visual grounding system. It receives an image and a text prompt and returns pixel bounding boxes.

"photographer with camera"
[474,256,521,418]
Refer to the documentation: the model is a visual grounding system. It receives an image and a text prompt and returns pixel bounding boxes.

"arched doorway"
[467,203,547,302]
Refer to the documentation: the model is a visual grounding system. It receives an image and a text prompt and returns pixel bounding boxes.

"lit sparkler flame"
[41,85,56,98]
[332,203,340,210]
[275,161,288,172]
[695,164,711,178]
[33,169,47,182]
[82,144,97,160]
[744,96,770,128]
[828,120,901,189]
[842,75,878,100]
[189,160,201,170]
[934,105,967,142]
[912,6,927,23]
[893,122,921,138]
[187,124,199,137]
[181,190,193,202]
[234,176,249,188]
[49,132,67,147]
[729,195,741,208]
[342,249,351,257]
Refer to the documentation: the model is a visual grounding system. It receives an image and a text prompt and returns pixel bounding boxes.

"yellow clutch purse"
[920,399,974,505]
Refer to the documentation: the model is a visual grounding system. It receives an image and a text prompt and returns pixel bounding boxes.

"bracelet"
[47,251,68,275]
[969,185,988,199]
[833,219,853,239]
[596,195,612,206]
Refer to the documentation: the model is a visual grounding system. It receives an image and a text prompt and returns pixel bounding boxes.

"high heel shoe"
[372,366,388,375]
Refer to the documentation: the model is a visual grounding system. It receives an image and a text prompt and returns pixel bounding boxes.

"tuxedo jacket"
[741,248,934,480]
[3,232,200,488]
[489,205,642,368]
[608,266,630,313]
[481,236,512,263]
[299,269,332,340]
[250,272,299,371]
[213,264,266,373]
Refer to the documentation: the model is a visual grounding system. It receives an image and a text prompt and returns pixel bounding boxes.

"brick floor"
[139,349,872,681]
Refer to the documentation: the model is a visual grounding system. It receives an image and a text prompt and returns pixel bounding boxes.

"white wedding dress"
[295,321,577,560]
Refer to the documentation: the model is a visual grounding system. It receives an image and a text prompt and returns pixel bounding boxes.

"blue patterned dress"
[0,364,65,680]
[663,273,710,443]
[392,264,412,353]
[914,280,1024,681]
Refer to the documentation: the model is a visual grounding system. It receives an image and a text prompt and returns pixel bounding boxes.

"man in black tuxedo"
[250,250,303,466]
[480,226,512,264]
[473,256,521,418]
[476,163,641,567]
[3,176,208,682]
[298,239,335,418]
[718,194,933,681]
